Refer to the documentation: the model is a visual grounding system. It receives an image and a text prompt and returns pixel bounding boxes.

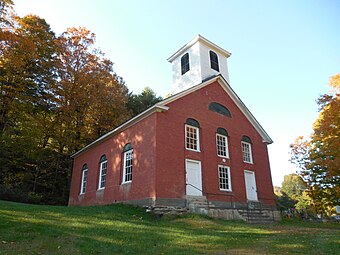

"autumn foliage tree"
[290,74,340,215]
[54,27,130,153]
[0,2,132,204]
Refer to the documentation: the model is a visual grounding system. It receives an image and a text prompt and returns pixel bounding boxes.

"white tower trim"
[168,35,232,94]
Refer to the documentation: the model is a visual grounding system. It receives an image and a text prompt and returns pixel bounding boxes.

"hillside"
[0,200,339,255]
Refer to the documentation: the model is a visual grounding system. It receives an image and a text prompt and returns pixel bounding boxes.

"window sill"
[220,189,232,192]
[121,181,132,185]
[218,155,229,159]
[243,161,253,164]
[97,187,105,191]
[186,148,201,153]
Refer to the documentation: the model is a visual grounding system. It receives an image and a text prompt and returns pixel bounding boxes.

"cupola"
[167,35,231,94]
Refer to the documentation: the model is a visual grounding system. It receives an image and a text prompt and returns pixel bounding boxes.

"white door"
[186,160,202,196]
[244,170,258,201]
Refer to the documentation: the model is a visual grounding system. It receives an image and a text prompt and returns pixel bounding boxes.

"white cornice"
[167,34,231,63]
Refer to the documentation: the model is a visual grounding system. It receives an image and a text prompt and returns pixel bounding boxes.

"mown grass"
[0,200,339,255]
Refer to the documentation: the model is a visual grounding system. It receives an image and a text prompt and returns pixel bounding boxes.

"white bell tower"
[167,35,231,94]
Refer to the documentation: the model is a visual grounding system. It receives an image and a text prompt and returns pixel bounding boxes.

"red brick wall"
[155,81,275,205]
[69,80,275,206]
[68,114,157,206]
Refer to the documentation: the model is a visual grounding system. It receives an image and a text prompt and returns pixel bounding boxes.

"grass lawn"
[0,200,339,255]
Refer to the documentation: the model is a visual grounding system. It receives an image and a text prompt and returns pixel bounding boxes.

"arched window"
[210,50,219,72]
[209,102,231,117]
[98,155,107,190]
[186,118,200,128]
[242,135,252,144]
[123,143,133,152]
[216,128,229,158]
[80,164,88,194]
[217,127,228,136]
[181,53,190,75]
[241,136,253,163]
[185,118,200,151]
[123,143,133,183]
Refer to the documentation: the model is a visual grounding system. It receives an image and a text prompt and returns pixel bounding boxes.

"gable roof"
[72,75,273,158]
[159,75,273,145]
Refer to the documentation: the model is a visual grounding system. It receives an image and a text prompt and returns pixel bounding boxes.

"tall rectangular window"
[181,53,190,75]
[185,125,200,151]
[218,165,231,191]
[123,149,133,183]
[80,166,88,194]
[98,159,107,189]
[216,134,229,158]
[210,50,219,72]
[241,142,253,163]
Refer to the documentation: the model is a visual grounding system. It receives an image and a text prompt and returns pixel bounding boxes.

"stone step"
[186,196,210,215]
[146,206,188,215]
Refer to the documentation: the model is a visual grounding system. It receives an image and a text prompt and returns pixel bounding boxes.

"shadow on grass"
[0,201,339,255]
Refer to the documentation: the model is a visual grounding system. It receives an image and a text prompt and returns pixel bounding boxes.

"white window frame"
[218,165,231,191]
[241,141,253,164]
[185,124,200,152]
[181,53,190,75]
[216,134,229,158]
[80,167,88,195]
[210,50,219,72]
[98,160,107,190]
[122,149,133,184]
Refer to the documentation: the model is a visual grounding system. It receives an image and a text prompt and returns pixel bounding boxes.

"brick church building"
[69,35,278,221]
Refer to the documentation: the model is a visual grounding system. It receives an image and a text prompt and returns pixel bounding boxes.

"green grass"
[0,200,339,255]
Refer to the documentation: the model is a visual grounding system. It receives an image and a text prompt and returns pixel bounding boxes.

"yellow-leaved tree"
[290,74,340,215]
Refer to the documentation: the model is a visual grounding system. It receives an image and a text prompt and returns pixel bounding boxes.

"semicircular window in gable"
[209,102,231,118]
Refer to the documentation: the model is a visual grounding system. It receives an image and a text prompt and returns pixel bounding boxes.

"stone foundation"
[118,197,281,222]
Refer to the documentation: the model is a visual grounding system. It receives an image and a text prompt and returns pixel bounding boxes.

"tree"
[0,13,69,204]
[0,0,13,26]
[54,27,130,153]
[0,5,131,204]
[281,174,307,201]
[290,73,340,215]
[127,87,163,116]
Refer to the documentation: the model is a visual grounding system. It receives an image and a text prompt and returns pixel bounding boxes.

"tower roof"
[167,34,232,63]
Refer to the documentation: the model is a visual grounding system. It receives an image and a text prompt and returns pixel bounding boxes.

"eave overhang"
[71,105,169,158]
[167,34,232,63]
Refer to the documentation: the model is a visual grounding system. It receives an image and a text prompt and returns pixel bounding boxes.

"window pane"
[124,150,133,182]
[81,169,88,194]
[99,161,107,189]
[242,142,252,163]
[186,125,199,151]
[218,166,230,191]
[210,51,219,72]
[216,134,228,157]
[181,53,190,75]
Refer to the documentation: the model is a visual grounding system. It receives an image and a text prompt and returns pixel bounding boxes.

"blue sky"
[14,0,340,186]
